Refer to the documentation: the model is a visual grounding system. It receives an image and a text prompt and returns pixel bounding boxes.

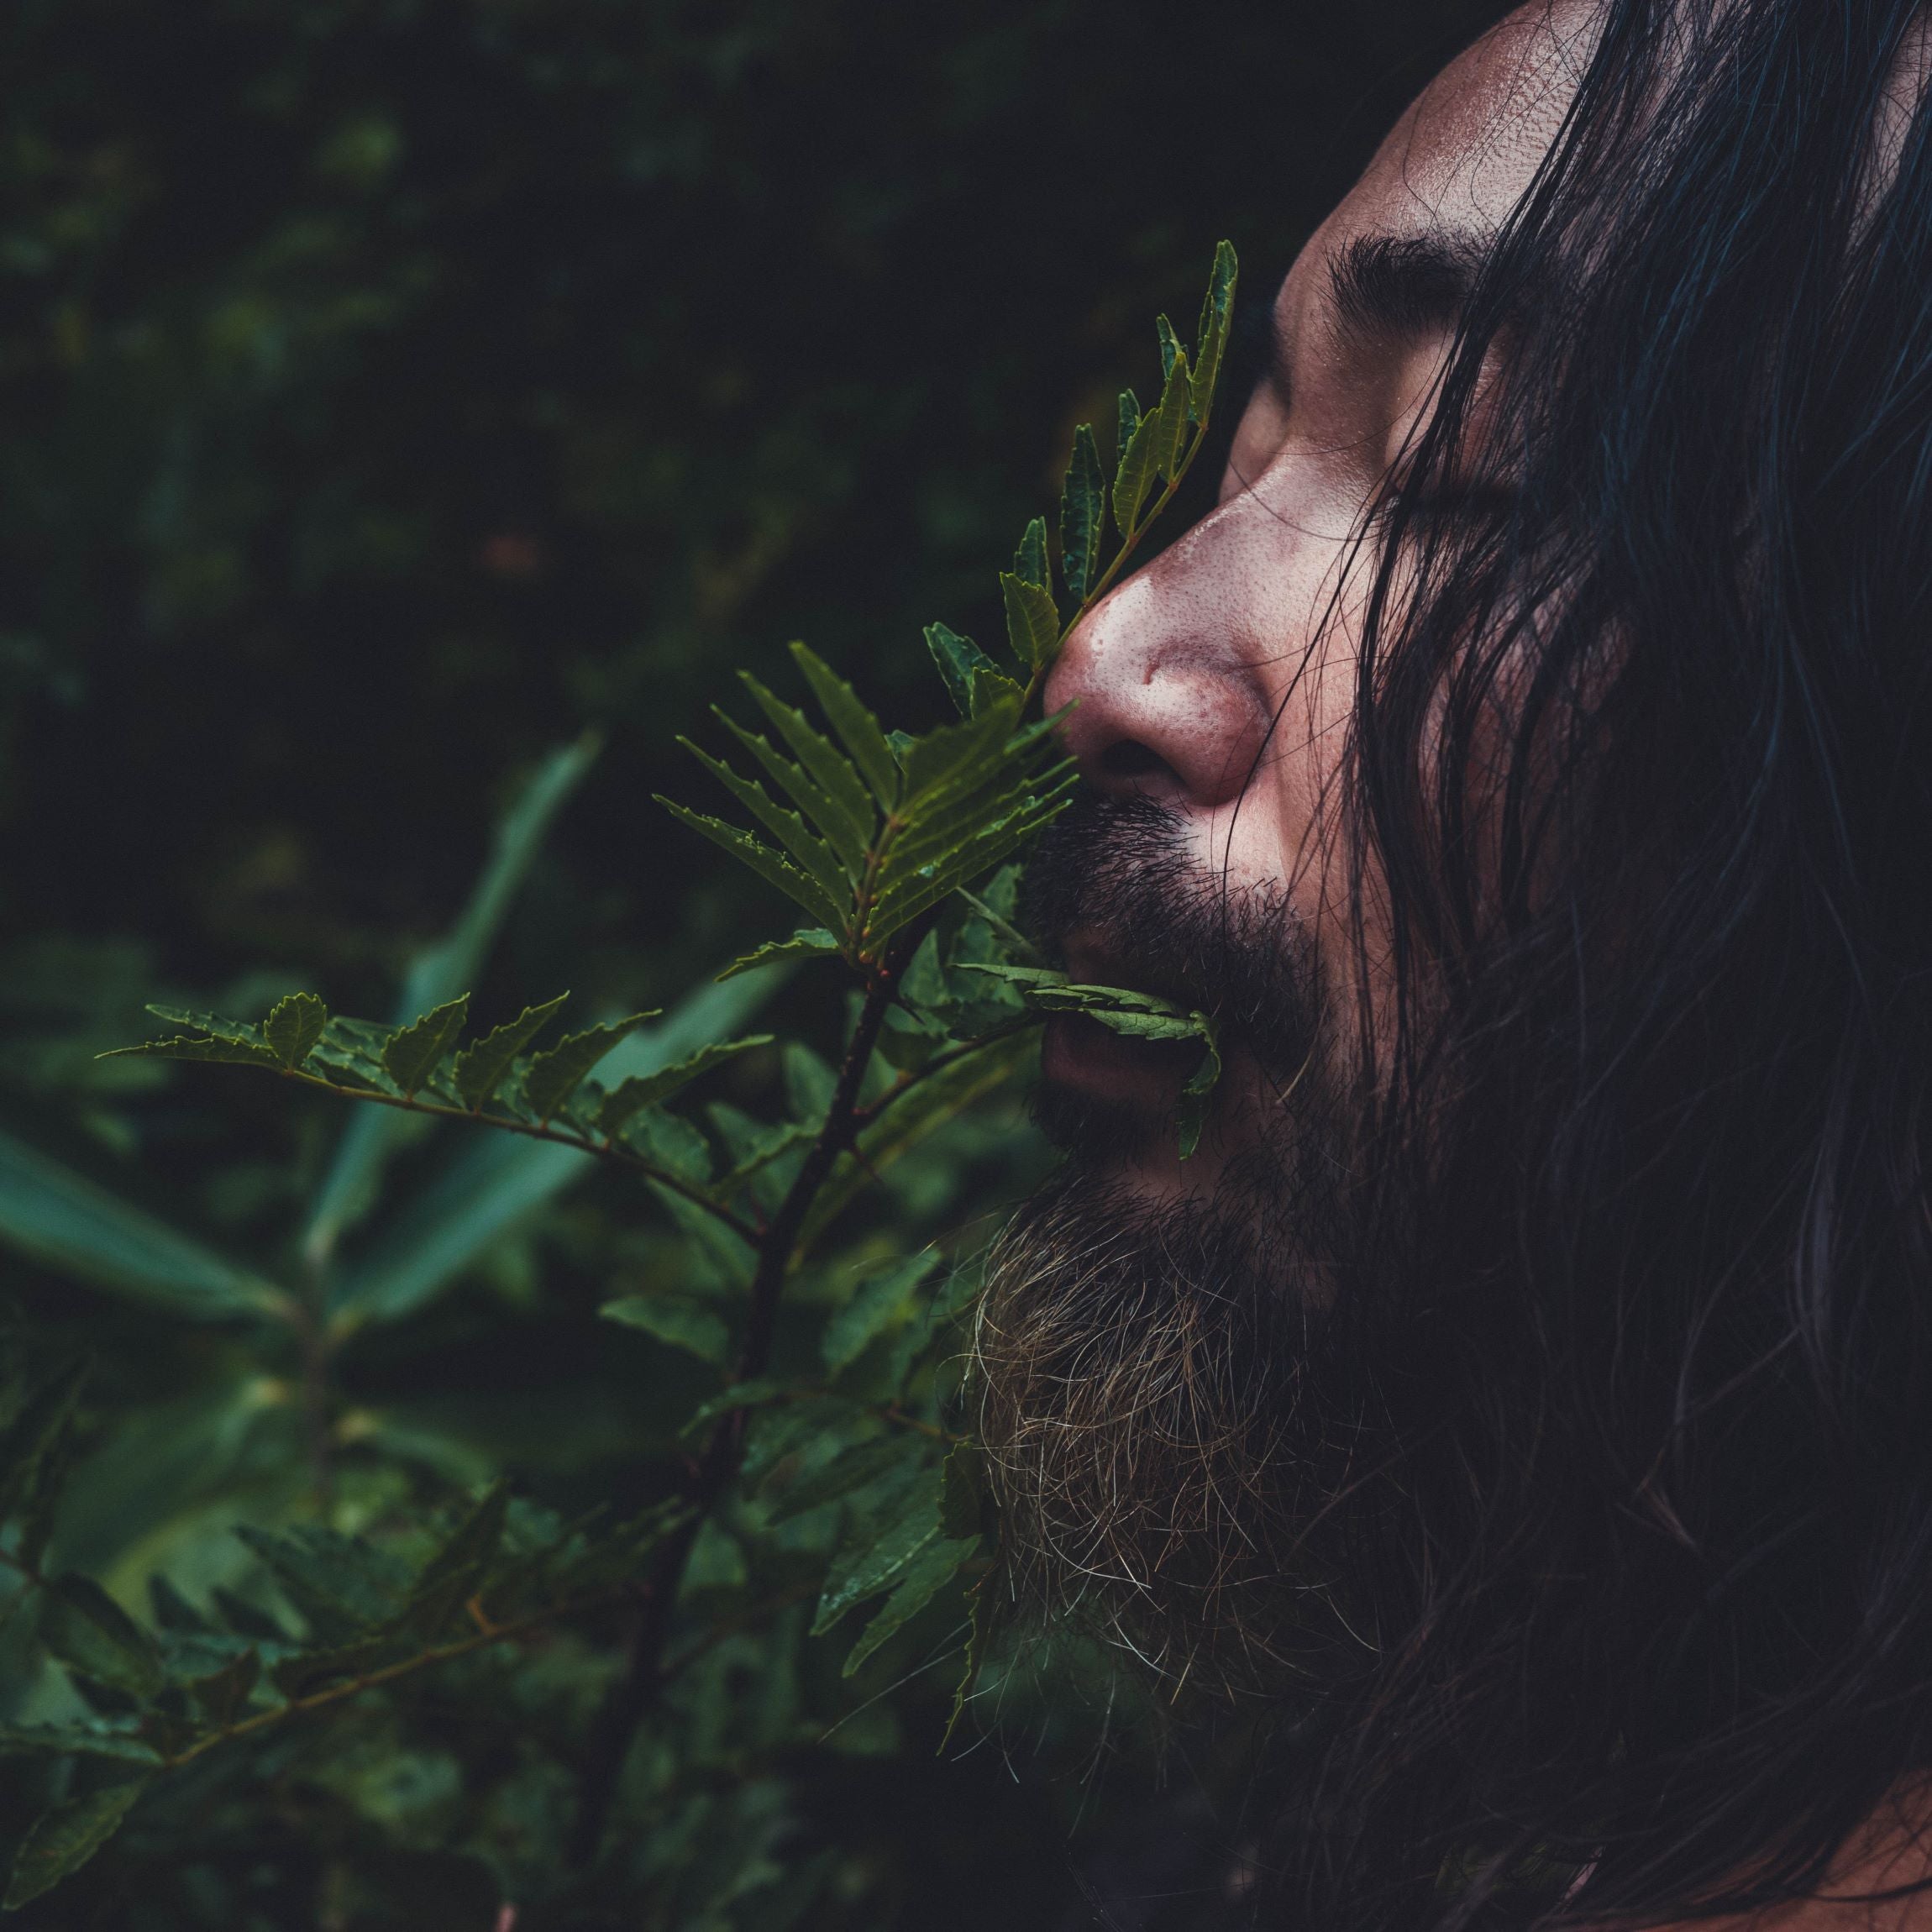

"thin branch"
[568,936,918,1866]
[848,1021,1038,1131]
[155,1583,636,1772]
[1019,400,1224,711]
[265,1067,759,1244]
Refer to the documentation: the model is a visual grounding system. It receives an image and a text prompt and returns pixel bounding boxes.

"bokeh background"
[0,3,1510,1924]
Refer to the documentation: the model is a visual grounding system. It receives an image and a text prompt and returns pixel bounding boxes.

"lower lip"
[1039,1011,1204,1106]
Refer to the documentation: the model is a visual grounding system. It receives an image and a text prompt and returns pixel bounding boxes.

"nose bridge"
[1045,488,1294,809]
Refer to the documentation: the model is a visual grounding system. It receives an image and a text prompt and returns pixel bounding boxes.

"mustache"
[1018,787,1325,1078]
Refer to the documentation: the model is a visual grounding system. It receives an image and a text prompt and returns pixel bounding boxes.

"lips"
[1039,929,1210,1110]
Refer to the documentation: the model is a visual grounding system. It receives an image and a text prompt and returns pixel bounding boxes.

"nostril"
[1099,739,1179,783]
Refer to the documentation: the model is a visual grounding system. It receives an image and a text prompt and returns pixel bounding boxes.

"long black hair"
[1275,0,1932,1925]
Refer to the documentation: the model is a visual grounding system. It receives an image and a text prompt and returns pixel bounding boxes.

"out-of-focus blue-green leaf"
[4,1777,151,1908]
[302,737,600,1269]
[0,1131,288,1321]
[40,1574,165,1697]
[326,968,785,1331]
[822,1251,941,1374]
[55,1373,301,1582]
[602,1294,731,1364]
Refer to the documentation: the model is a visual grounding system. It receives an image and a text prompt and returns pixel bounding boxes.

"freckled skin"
[1041,3,1597,1204]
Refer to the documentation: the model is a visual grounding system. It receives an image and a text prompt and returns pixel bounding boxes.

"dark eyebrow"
[1327,229,1488,339]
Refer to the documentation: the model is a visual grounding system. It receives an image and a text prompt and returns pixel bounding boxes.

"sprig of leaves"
[42,240,1243,1919]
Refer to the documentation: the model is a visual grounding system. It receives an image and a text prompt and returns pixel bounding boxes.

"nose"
[1043,497,1282,810]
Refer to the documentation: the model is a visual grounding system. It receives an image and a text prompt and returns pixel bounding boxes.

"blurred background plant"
[0,2,1509,1925]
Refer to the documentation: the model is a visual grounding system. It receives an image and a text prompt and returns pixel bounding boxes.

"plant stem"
[156,1586,634,1772]
[567,950,909,1866]
[269,1067,759,1245]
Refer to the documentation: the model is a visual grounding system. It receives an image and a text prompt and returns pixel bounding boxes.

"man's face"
[1033,3,1592,1199]
[978,4,1599,1676]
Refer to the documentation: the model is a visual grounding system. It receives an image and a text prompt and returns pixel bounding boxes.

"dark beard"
[974,791,1378,1694]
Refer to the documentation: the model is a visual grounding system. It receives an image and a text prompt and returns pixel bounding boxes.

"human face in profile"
[1033,3,1593,1199]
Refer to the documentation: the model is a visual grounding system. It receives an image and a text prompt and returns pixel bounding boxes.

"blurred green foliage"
[0,2,1508,1925]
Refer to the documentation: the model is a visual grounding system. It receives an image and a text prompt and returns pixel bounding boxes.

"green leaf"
[4,1777,151,1908]
[595,1034,773,1137]
[381,995,470,1097]
[40,1576,165,1698]
[404,1479,511,1634]
[624,1107,713,1184]
[101,1029,280,1069]
[713,710,870,877]
[942,1581,991,1746]
[1175,1024,1223,1160]
[1012,516,1051,592]
[146,1575,208,1634]
[801,1031,1037,1250]
[3,1369,84,1578]
[783,1041,837,1125]
[327,974,784,1330]
[682,738,854,911]
[0,1131,286,1320]
[843,1535,979,1677]
[720,928,840,980]
[659,799,848,932]
[822,1251,942,1374]
[760,1434,924,1526]
[958,966,1205,1033]
[232,1525,411,1642]
[1157,312,1184,379]
[1113,398,1160,537]
[602,1294,731,1364]
[302,735,600,1266]
[738,671,877,843]
[1191,239,1240,424]
[520,1012,657,1123]
[0,1361,85,1533]
[939,1441,990,1541]
[678,1378,785,1442]
[812,1471,943,1633]
[1150,344,1194,484]
[789,642,900,809]
[185,1648,260,1728]
[451,994,570,1111]
[923,622,1016,719]
[999,571,1060,672]
[653,1167,757,1290]
[1116,386,1142,470]
[262,991,328,1070]
[0,1722,157,1764]
[1058,423,1106,606]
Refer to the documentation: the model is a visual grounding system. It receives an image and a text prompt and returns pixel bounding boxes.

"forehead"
[1282,3,1598,321]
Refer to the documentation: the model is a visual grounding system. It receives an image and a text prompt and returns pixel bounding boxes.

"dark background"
[0,3,1512,1924]
[0,0,1506,1024]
